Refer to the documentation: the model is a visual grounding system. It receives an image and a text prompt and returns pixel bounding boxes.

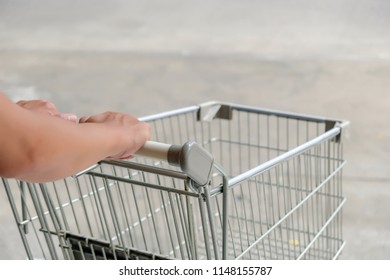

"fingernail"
[63,114,78,122]
[69,115,78,122]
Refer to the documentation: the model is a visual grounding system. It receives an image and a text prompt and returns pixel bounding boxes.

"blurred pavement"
[0,0,389,259]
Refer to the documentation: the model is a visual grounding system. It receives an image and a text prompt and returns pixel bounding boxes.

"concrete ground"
[0,0,389,259]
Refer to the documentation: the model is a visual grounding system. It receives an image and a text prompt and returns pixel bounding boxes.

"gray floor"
[0,0,389,259]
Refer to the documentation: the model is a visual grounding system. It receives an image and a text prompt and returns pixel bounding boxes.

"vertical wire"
[280,163,288,259]
[75,177,94,237]
[228,109,233,177]
[241,111,251,258]
[111,165,129,248]
[169,116,176,144]
[275,117,286,259]
[121,167,136,247]
[284,118,294,259]
[188,199,197,259]
[225,110,234,258]
[333,138,341,257]
[325,138,332,257]
[184,113,191,143]
[200,187,217,259]
[314,126,321,259]
[232,186,244,256]
[238,111,242,174]
[240,180,251,259]
[159,187,177,258]
[267,115,270,161]
[129,177,148,251]
[175,114,183,145]
[192,110,200,145]
[207,116,214,160]
[143,175,163,255]
[248,178,259,259]
[255,113,262,259]
[330,139,336,257]
[254,177,264,259]
[51,181,69,233]
[266,116,275,258]
[334,139,340,256]
[292,119,299,258]
[261,172,271,258]
[339,142,344,255]
[247,112,258,259]
[88,175,106,240]
[248,111,252,171]
[175,188,192,258]
[275,165,284,259]
[268,169,278,259]
[117,168,136,248]
[167,191,186,258]
[318,131,325,257]
[90,175,111,242]
[103,177,125,247]
[294,150,303,257]
[308,124,316,258]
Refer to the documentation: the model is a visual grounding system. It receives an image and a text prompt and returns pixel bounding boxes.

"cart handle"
[136,140,214,186]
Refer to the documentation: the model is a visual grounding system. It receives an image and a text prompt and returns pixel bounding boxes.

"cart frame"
[2,101,349,260]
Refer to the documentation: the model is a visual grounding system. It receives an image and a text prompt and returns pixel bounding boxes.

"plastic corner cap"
[180,141,214,186]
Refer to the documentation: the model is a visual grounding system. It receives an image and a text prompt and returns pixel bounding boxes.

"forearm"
[17,118,121,182]
[0,94,149,182]
[1,112,114,181]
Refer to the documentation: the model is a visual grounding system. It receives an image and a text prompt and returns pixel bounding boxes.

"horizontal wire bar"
[87,172,198,197]
[139,106,199,122]
[228,127,342,187]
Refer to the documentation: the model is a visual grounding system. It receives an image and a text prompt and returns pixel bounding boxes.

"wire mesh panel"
[3,162,218,260]
[2,101,348,260]
[223,138,345,260]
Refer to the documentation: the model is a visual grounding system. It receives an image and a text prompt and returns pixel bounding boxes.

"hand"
[79,111,151,160]
[17,100,78,123]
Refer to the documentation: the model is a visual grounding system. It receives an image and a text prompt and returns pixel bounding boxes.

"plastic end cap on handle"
[168,141,214,186]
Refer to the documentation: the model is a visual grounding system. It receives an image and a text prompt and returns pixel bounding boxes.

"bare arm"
[0,93,150,182]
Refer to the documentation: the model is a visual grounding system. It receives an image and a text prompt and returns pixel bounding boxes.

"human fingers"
[78,115,89,123]
[79,111,140,125]
[111,120,151,160]
[17,99,78,123]
[57,113,78,123]
[78,112,114,124]
[17,100,58,116]
[79,112,151,160]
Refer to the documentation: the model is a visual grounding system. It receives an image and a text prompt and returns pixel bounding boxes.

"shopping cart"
[2,101,349,260]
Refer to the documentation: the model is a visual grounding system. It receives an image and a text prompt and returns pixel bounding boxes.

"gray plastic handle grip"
[136,140,214,186]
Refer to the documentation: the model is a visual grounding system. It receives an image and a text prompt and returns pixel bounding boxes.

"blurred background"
[0,0,389,259]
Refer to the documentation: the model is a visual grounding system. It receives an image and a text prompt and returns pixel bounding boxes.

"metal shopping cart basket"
[2,101,349,260]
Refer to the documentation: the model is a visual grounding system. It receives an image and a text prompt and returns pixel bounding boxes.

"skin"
[0,92,151,183]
